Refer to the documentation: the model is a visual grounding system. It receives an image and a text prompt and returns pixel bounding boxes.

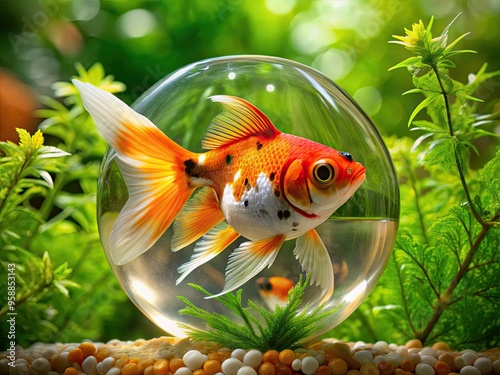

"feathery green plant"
[179,275,336,351]
[377,15,498,349]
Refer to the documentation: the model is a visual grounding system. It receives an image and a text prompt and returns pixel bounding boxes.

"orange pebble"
[193,370,207,375]
[434,361,451,375]
[329,358,348,375]
[400,359,415,372]
[63,367,79,375]
[154,359,170,375]
[432,342,451,352]
[263,351,280,366]
[122,362,139,375]
[438,354,453,367]
[95,349,111,362]
[203,360,222,375]
[116,356,131,369]
[378,360,394,375]
[68,348,84,364]
[279,350,295,366]
[346,370,360,375]
[139,359,155,374]
[169,358,185,373]
[405,339,423,349]
[259,361,276,375]
[145,365,155,375]
[315,365,331,375]
[276,364,292,375]
[79,342,96,358]
[130,358,141,364]
[394,369,411,375]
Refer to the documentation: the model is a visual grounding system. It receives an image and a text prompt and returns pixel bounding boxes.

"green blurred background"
[1,0,499,344]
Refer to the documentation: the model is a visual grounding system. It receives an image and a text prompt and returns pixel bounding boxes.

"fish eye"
[313,163,334,184]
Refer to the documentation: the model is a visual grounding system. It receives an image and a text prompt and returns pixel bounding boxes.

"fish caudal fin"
[73,80,196,265]
[176,223,240,285]
[172,187,225,252]
[208,235,285,298]
[294,229,334,300]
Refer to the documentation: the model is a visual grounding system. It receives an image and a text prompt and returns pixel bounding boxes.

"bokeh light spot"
[118,9,157,38]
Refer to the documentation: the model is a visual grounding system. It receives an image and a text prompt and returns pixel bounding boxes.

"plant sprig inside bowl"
[178,274,336,351]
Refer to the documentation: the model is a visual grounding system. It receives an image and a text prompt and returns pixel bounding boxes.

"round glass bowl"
[97,55,399,338]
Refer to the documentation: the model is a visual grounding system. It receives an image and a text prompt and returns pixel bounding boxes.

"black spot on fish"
[244,178,249,186]
[292,222,299,227]
[256,142,263,150]
[277,210,284,220]
[259,209,269,216]
[269,172,275,181]
[283,210,291,219]
[292,228,298,231]
[339,151,353,161]
[184,159,197,176]
[274,189,280,197]
[226,154,234,165]
[244,200,249,207]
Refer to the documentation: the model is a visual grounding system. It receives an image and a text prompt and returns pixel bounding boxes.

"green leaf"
[388,56,422,71]
[408,95,440,127]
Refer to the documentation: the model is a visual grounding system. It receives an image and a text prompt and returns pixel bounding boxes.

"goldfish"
[73,80,366,298]
[257,276,295,309]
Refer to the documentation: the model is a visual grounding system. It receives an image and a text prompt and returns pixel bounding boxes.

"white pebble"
[315,354,325,365]
[374,341,390,353]
[420,348,437,358]
[97,357,116,375]
[455,356,467,369]
[352,342,367,350]
[31,358,51,375]
[460,365,481,375]
[474,358,492,375]
[243,350,262,368]
[183,350,208,371]
[386,353,402,368]
[301,357,319,375]
[492,360,500,375]
[353,350,373,365]
[237,366,257,375]
[105,368,120,375]
[82,356,98,375]
[463,352,478,366]
[291,359,302,371]
[232,349,247,361]
[373,356,388,365]
[415,363,435,375]
[420,355,438,367]
[175,367,193,375]
[222,358,244,375]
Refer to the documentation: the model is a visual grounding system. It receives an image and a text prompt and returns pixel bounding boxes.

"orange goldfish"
[73,80,366,298]
[257,276,295,308]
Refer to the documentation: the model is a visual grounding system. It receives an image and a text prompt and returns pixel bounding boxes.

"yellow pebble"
[405,339,423,349]
[432,342,451,352]
[328,358,348,375]
[144,365,155,375]
[63,367,79,375]
[203,359,222,375]
[154,359,170,375]
[79,343,96,358]
[258,361,276,375]
[122,362,139,375]
[279,350,295,366]
[360,363,378,375]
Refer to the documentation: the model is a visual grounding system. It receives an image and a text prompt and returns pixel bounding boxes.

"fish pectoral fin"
[294,229,334,298]
[208,234,286,299]
[73,80,196,265]
[176,223,239,285]
[202,95,281,150]
[172,187,225,251]
[283,159,311,211]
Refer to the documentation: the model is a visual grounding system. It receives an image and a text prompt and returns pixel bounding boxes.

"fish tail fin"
[73,80,197,265]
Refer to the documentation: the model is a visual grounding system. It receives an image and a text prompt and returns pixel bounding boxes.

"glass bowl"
[97,55,399,338]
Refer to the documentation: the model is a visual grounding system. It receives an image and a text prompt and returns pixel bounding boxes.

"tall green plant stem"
[432,66,487,228]
[414,66,496,344]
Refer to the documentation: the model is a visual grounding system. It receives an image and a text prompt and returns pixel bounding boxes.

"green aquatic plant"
[334,15,499,350]
[179,275,336,351]
[0,63,132,346]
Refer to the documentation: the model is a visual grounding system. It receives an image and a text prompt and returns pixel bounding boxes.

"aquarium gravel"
[1,338,499,375]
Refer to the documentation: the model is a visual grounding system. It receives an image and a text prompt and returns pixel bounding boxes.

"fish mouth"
[351,165,366,185]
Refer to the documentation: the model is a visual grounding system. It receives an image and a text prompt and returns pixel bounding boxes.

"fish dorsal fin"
[202,95,280,150]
